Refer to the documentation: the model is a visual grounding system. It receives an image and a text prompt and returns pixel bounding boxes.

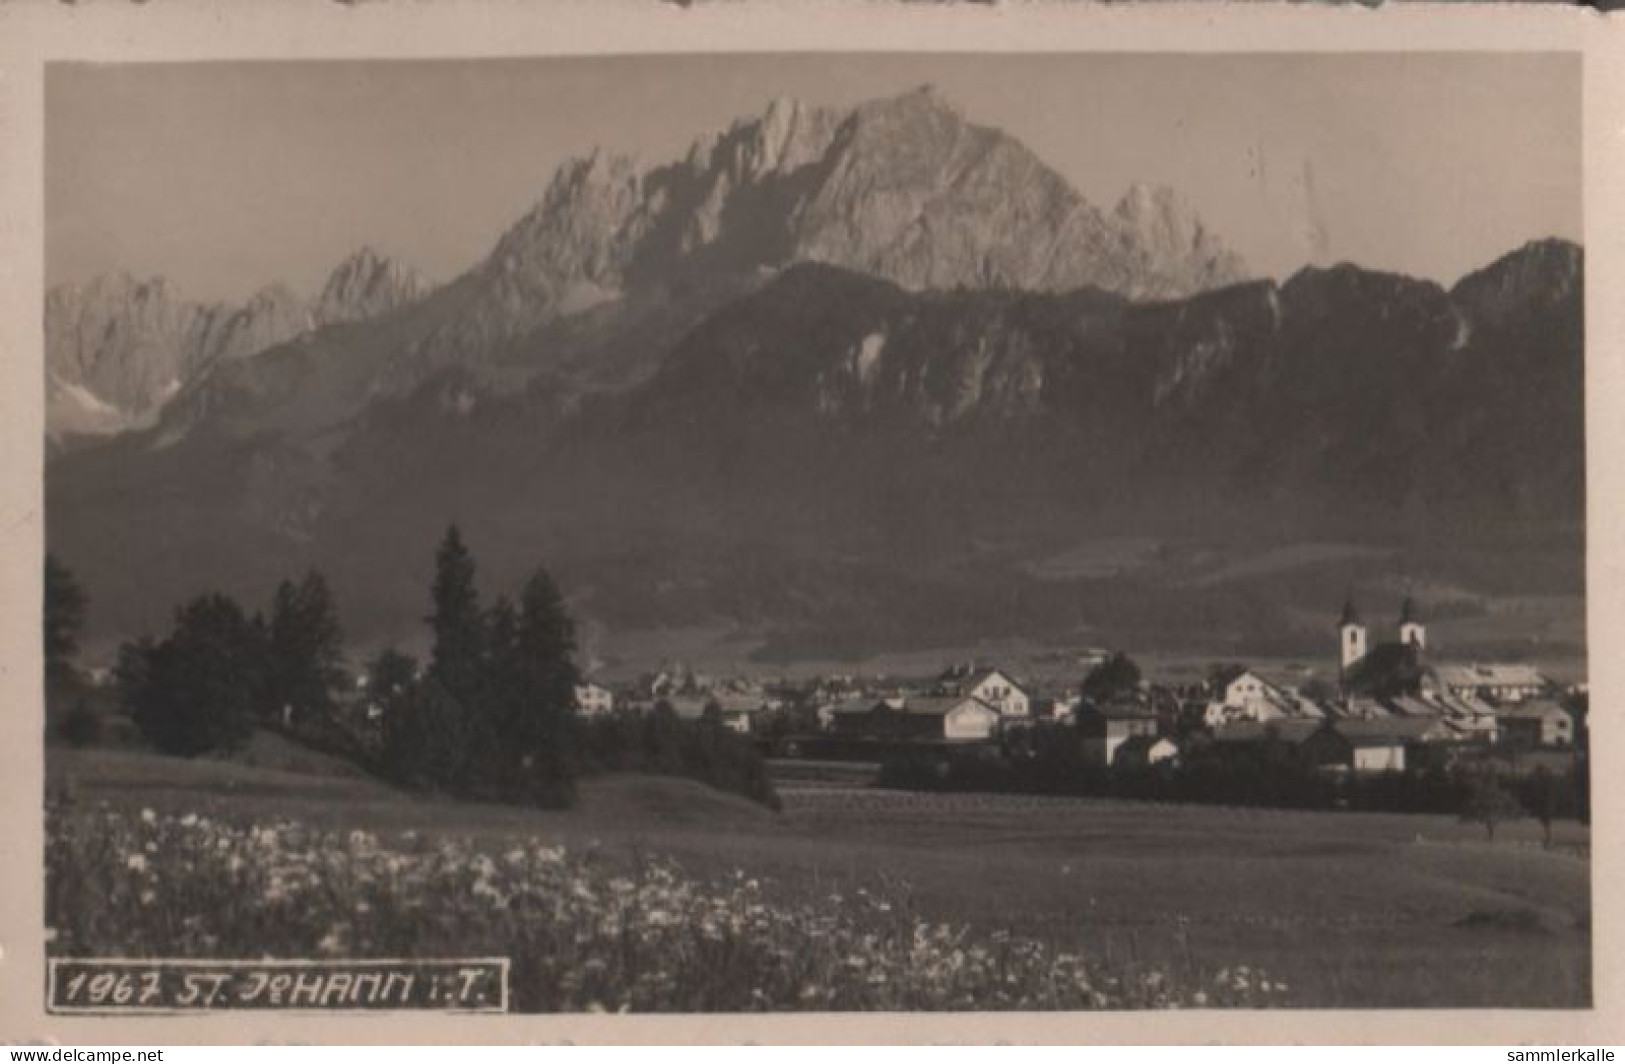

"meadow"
[44,745,1590,1010]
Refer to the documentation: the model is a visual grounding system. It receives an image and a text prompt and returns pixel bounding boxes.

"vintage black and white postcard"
[1,0,1622,1046]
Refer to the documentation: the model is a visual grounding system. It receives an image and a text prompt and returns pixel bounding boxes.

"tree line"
[368,525,581,806]
[97,525,580,806]
[49,529,780,811]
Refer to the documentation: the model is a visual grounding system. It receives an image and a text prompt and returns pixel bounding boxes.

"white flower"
[125,853,147,873]
[140,809,157,825]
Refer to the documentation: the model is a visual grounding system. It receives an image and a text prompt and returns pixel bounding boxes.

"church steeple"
[1338,591,1368,672]
[1398,591,1426,650]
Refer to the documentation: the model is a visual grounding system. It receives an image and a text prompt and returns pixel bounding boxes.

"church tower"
[1338,596,1368,672]
[1398,594,1426,650]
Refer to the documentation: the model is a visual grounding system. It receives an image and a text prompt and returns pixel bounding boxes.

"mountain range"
[43,86,1585,668]
[47,246,427,445]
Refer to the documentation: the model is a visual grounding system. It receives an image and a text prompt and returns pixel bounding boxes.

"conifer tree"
[513,568,582,805]
[266,570,345,727]
[426,524,485,710]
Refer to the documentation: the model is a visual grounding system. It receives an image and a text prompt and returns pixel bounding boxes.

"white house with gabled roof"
[938,665,1030,720]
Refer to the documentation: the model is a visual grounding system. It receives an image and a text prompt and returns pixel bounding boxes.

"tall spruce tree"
[266,570,345,727]
[483,595,522,719]
[426,525,485,710]
[514,568,582,805]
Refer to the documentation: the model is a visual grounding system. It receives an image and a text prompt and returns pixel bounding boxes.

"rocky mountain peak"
[851,83,960,126]
[46,248,435,442]
[314,246,428,326]
[719,94,838,182]
[1112,182,1247,300]
[1450,237,1582,331]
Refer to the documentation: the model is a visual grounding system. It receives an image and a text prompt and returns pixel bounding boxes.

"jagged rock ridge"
[313,247,429,327]
[45,248,428,441]
[414,86,1248,361]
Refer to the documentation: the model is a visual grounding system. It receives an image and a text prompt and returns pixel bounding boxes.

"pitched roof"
[711,692,768,714]
[1333,697,1392,720]
[969,667,1027,692]
[905,695,997,718]
[938,665,1028,695]
[1497,699,1571,722]
[1331,717,1452,744]
[827,697,885,715]
[1083,701,1158,721]
[1384,694,1439,718]
[1339,596,1362,627]
[1210,720,1321,745]
[1424,689,1489,718]
[1430,663,1548,689]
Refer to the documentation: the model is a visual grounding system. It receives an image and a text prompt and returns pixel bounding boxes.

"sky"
[45,53,1581,304]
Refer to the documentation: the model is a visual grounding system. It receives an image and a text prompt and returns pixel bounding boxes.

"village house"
[1077,702,1159,766]
[824,695,999,741]
[1334,695,1393,720]
[907,696,1003,741]
[1300,717,1457,774]
[936,665,1032,722]
[1207,718,1322,756]
[1496,699,1574,748]
[658,694,753,733]
[1428,663,1551,705]
[1418,688,1499,742]
[1202,667,1323,727]
[820,696,879,732]
[574,681,615,717]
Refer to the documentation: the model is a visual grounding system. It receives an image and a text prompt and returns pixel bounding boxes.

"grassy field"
[45,745,1590,1010]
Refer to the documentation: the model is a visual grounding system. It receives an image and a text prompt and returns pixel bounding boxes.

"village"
[562,596,1586,785]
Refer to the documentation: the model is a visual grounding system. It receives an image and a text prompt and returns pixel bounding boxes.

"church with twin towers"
[1338,594,1426,676]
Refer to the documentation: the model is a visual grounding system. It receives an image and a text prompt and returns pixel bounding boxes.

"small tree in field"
[1522,766,1561,848]
[1459,771,1524,843]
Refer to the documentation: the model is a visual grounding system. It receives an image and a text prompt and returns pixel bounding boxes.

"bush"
[578,709,780,811]
[60,703,103,749]
[1459,771,1525,842]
